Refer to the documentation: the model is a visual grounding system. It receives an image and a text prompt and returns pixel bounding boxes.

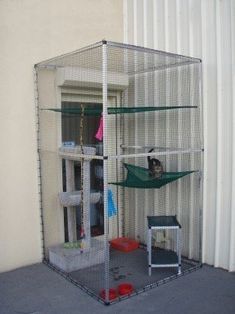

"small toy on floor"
[99,282,134,301]
[63,241,82,249]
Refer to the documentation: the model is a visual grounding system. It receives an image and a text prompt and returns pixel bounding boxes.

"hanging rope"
[80,104,85,248]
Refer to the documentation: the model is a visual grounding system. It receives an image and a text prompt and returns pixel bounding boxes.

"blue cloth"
[108,189,117,217]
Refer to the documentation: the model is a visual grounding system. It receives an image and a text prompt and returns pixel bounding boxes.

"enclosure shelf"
[44,105,198,116]
[147,216,181,275]
[59,151,103,161]
[111,163,196,189]
[151,248,179,265]
[59,146,103,160]
[48,238,105,272]
[59,191,101,207]
[147,216,181,228]
[59,146,96,155]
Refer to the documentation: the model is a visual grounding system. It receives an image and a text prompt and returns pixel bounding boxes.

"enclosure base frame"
[43,258,202,306]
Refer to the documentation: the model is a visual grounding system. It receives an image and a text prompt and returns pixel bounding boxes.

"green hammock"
[111,163,196,189]
[44,106,197,116]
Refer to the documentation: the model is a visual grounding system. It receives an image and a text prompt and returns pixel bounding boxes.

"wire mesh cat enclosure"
[35,40,203,305]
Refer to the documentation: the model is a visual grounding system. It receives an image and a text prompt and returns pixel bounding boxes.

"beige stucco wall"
[0,0,123,272]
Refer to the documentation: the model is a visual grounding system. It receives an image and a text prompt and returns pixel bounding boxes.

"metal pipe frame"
[178,229,182,275]
[198,61,204,266]
[109,148,203,160]
[59,152,103,161]
[148,228,152,276]
[33,67,46,259]
[106,41,201,63]
[35,39,202,79]
[151,264,180,268]
[102,42,110,304]
[150,226,181,230]
[120,145,194,150]
[35,41,103,68]
[59,148,203,161]
[128,60,199,76]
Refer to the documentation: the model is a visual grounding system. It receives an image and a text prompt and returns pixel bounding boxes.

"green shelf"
[43,105,197,116]
[111,163,196,189]
[151,248,179,265]
[147,215,181,228]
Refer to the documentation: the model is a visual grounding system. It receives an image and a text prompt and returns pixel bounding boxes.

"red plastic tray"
[110,237,139,252]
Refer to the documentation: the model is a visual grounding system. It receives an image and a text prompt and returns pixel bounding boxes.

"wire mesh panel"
[35,41,203,304]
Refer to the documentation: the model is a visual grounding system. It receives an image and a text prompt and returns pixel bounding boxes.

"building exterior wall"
[123,0,235,271]
[0,0,123,272]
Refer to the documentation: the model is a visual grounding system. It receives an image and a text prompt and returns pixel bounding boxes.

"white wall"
[124,0,235,271]
[0,0,123,272]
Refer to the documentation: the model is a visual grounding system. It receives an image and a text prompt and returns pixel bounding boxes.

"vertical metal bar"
[120,92,126,237]
[164,1,171,242]
[133,75,139,239]
[102,42,109,304]
[34,66,46,260]
[176,227,179,253]
[83,160,91,249]
[115,95,120,238]
[199,61,204,264]
[178,228,182,274]
[122,50,129,238]
[148,228,152,276]
[143,0,150,244]
[176,1,183,252]
[189,64,195,259]
[65,159,76,242]
[133,0,139,241]
[199,169,203,265]
[153,0,159,219]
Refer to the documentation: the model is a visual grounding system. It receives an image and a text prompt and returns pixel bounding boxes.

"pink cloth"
[95,116,103,141]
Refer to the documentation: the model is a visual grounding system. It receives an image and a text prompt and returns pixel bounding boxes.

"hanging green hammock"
[111,163,196,189]
[44,106,197,116]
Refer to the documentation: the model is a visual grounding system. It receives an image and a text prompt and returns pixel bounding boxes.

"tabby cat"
[147,148,163,178]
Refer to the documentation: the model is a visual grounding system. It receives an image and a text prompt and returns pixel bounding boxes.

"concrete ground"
[0,264,234,314]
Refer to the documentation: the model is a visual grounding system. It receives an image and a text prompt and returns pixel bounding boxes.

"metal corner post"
[33,66,46,261]
[102,42,110,304]
[199,61,204,266]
